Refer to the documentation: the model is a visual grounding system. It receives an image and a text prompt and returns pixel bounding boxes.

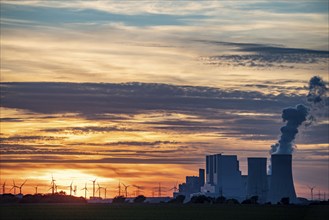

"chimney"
[268,154,297,203]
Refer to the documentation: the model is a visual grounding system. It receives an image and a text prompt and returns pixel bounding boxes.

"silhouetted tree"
[242,196,259,204]
[190,195,214,204]
[226,198,240,205]
[168,195,185,204]
[1,194,86,203]
[134,195,146,203]
[280,197,290,205]
[58,191,66,195]
[112,196,126,203]
[215,196,226,204]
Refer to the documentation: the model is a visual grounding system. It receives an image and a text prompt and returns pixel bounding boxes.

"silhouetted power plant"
[174,153,299,203]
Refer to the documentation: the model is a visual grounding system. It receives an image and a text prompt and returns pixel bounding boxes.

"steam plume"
[307,76,327,104]
[274,104,309,154]
[271,76,327,155]
[305,76,328,126]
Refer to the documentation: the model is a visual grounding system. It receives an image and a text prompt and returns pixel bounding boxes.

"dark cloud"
[196,40,328,69]
[0,117,24,122]
[0,82,327,147]
[0,82,298,116]
[42,125,138,134]
[0,135,66,143]
[104,141,179,146]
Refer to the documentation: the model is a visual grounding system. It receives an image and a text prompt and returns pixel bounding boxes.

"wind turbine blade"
[21,180,27,187]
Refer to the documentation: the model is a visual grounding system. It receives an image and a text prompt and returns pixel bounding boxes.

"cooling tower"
[247,158,268,203]
[268,154,297,203]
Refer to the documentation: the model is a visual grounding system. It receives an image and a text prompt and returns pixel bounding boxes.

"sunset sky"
[0,0,328,199]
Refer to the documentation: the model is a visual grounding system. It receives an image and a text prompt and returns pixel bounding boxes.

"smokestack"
[247,158,268,203]
[268,154,297,203]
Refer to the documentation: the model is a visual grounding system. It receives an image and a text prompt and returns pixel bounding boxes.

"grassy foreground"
[1,203,328,220]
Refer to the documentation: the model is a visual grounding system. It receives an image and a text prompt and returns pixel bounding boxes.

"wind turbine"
[18,180,27,194]
[158,183,162,197]
[73,185,77,196]
[132,185,143,196]
[2,181,6,194]
[54,183,58,193]
[81,183,88,199]
[96,183,103,198]
[121,183,130,197]
[118,181,121,196]
[317,190,321,201]
[10,180,18,194]
[307,185,316,200]
[104,186,108,199]
[90,178,96,198]
[34,185,39,194]
[50,175,56,194]
[167,182,178,193]
[68,181,73,196]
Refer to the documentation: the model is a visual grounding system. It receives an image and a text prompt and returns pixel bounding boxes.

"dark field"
[1,204,328,220]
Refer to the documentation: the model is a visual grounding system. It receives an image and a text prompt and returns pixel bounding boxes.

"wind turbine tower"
[118,181,121,196]
[158,183,162,197]
[168,182,178,193]
[2,181,6,194]
[50,175,56,194]
[96,183,103,198]
[81,183,88,199]
[133,185,143,196]
[90,179,96,198]
[121,183,130,197]
[18,180,27,194]
[10,180,18,195]
[307,185,316,201]
[104,187,108,199]
[68,181,73,196]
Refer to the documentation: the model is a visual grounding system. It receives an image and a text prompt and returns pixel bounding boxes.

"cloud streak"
[198,41,328,69]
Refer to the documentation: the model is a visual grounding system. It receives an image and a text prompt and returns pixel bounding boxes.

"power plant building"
[175,169,205,200]
[247,158,268,203]
[201,154,244,200]
[176,153,298,204]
